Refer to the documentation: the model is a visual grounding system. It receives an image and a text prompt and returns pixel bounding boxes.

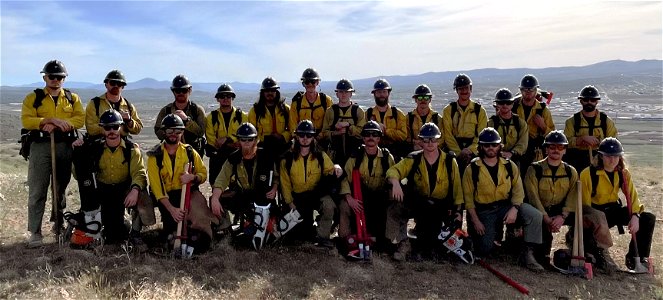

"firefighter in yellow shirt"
[387,123,463,261]
[463,128,543,271]
[248,77,291,160]
[279,120,343,248]
[442,74,488,175]
[289,68,333,137]
[580,138,656,271]
[487,88,528,165]
[406,84,444,153]
[365,78,408,160]
[21,60,85,248]
[205,83,248,184]
[321,79,365,165]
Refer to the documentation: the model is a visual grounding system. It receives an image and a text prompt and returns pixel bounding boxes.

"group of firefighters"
[20,60,655,274]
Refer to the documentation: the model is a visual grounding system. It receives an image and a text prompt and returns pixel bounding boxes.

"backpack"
[408,112,440,142]
[489,115,522,151]
[366,106,399,123]
[470,158,514,199]
[352,147,391,175]
[330,103,360,128]
[449,102,482,136]
[90,139,136,174]
[92,96,133,118]
[228,148,274,194]
[531,162,573,184]
[573,111,608,137]
[33,88,74,109]
[292,91,329,120]
[588,166,623,197]
[512,99,546,118]
[154,144,196,173]
[211,108,243,128]
[405,150,456,201]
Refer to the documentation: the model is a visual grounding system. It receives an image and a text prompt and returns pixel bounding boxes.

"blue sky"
[1,0,661,86]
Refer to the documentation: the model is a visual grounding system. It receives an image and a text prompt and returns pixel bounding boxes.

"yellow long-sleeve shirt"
[213,149,279,191]
[279,151,335,204]
[365,104,407,144]
[205,107,248,147]
[386,150,463,205]
[442,100,487,155]
[512,99,555,139]
[463,158,524,209]
[147,143,207,201]
[85,94,143,137]
[563,110,618,150]
[97,140,147,190]
[340,148,395,195]
[524,160,578,216]
[289,92,333,134]
[487,114,529,155]
[21,88,85,131]
[320,103,365,141]
[248,101,292,142]
[406,108,444,148]
[579,167,643,214]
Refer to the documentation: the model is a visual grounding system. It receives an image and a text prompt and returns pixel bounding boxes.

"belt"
[474,199,510,211]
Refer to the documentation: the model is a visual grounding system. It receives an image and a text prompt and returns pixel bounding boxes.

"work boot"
[393,239,410,262]
[595,248,617,274]
[519,245,544,272]
[27,233,44,248]
[314,237,334,249]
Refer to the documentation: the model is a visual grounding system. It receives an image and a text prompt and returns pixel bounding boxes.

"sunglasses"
[263,89,278,93]
[482,143,500,148]
[48,75,65,81]
[217,94,234,99]
[172,88,189,94]
[520,88,536,93]
[415,95,431,101]
[421,138,437,144]
[495,101,513,106]
[302,79,318,85]
[103,125,120,131]
[361,132,381,138]
[297,133,314,138]
[581,99,598,103]
[239,137,256,142]
[547,144,566,150]
[165,128,184,134]
[108,80,126,87]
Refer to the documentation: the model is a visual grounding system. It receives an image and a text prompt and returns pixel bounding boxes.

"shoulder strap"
[63,89,74,106]
[123,139,135,174]
[331,104,341,127]
[471,160,480,194]
[450,102,458,120]
[599,112,608,136]
[211,110,219,127]
[432,112,440,125]
[381,148,391,175]
[189,102,199,121]
[573,112,582,135]
[293,92,304,111]
[93,97,102,116]
[285,152,294,173]
[406,151,423,183]
[319,93,328,111]
[536,102,546,116]
[235,108,243,124]
[366,107,374,121]
[473,103,482,136]
[32,89,46,109]
[533,163,543,180]
[315,151,325,171]
[490,115,501,131]
[564,162,573,179]
[590,166,598,197]
[505,160,514,180]
[408,112,416,141]
[351,104,359,123]
[391,106,398,122]
[444,151,456,201]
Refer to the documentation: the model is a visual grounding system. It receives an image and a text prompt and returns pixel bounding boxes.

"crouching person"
[464,127,544,271]
[147,114,215,254]
[71,109,148,248]
[280,120,343,248]
[209,123,279,250]
[338,121,395,256]
[581,138,656,272]
[524,131,614,272]
[386,123,463,261]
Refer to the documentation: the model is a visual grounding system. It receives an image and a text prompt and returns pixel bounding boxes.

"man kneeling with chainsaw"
[338,121,395,259]
[387,123,466,262]
[147,114,215,256]
[71,109,148,248]
[209,123,282,250]
[280,120,343,248]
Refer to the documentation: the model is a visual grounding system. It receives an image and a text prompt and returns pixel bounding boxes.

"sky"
[1,0,661,86]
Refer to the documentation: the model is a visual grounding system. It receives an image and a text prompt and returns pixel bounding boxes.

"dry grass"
[0,142,661,299]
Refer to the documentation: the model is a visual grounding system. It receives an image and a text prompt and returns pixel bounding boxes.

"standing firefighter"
[442,73,488,175]
[154,75,207,157]
[147,114,214,253]
[279,120,343,248]
[386,123,463,261]
[338,121,395,255]
[248,77,291,160]
[289,68,333,138]
[512,74,555,178]
[487,88,528,166]
[406,84,444,153]
[205,83,248,185]
[85,70,143,140]
[365,78,408,160]
[463,128,544,271]
[563,85,618,173]
[524,131,614,272]
[321,79,365,165]
[21,60,85,248]
[580,138,656,272]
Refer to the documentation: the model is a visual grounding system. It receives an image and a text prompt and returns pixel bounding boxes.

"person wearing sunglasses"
[147,114,211,252]
[442,73,488,176]
[209,123,279,244]
[321,78,366,165]
[487,88,528,165]
[563,85,618,173]
[365,78,408,161]
[289,68,333,141]
[511,74,555,179]
[22,60,85,248]
[386,123,463,261]
[154,74,207,157]
[71,109,149,249]
[205,83,248,185]
[524,131,614,272]
[406,84,443,153]
[337,121,395,257]
[248,77,292,161]
[84,70,143,140]
[280,120,343,248]
[463,127,544,271]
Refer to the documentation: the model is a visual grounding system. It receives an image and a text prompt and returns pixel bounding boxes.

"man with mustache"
[563,85,618,173]
[365,78,407,160]
[85,70,143,140]
[289,68,333,139]
[248,77,291,160]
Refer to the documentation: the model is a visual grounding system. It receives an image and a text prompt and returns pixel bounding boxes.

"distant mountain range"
[11,59,662,94]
